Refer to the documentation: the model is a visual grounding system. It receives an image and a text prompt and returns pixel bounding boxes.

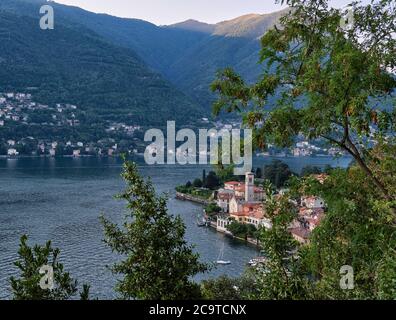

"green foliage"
[101,160,209,300]
[300,165,322,177]
[212,0,396,201]
[193,178,203,188]
[204,203,222,215]
[0,5,204,127]
[211,0,396,299]
[201,274,258,300]
[227,221,257,240]
[297,166,396,299]
[263,160,294,189]
[10,235,89,300]
[214,164,238,183]
[0,0,288,116]
[255,167,263,178]
[253,186,310,300]
[204,203,222,220]
[204,171,221,190]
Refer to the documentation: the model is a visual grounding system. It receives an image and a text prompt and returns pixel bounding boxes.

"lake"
[0,155,351,299]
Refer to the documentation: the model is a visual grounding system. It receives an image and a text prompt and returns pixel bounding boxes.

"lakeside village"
[0,92,146,157]
[176,169,328,264]
[0,91,349,159]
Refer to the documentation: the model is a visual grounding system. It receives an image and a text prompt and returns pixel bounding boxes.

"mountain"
[169,10,288,39]
[212,11,287,38]
[0,0,205,125]
[0,0,288,115]
[167,20,215,34]
[165,10,289,107]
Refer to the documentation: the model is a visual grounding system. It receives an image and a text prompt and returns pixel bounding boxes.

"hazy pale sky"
[54,0,369,25]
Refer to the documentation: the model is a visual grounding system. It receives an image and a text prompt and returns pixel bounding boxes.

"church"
[216,172,270,232]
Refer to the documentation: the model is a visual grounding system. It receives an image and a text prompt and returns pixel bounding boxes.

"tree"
[10,235,89,300]
[300,165,322,177]
[101,160,209,300]
[255,167,263,179]
[0,142,7,155]
[253,184,310,299]
[263,160,293,188]
[201,274,258,300]
[204,171,221,190]
[205,203,222,213]
[214,163,237,183]
[297,164,396,299]
[202,169,207,186]
[211,0,396,203]
[185,181,192,188]
[226,221,257,240]
[209,0,396,300]
[193,178,203,188]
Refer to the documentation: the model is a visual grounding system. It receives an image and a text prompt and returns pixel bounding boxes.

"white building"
[73,150,81,157]
[301,196,325,209]
[216,216,232,233]
[216,189,235,212]
[7,148,19,156]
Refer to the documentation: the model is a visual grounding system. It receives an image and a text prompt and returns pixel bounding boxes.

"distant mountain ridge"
[0,0,289,118]
[0,0,206,125]
[169,9,288,39]
[167,19,216,34]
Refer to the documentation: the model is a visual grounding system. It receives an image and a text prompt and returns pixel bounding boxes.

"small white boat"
[216,242,231,265]
[248,256,267,267]
[196,214,209,227]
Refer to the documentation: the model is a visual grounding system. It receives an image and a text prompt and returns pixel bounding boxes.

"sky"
[53,0,371,26]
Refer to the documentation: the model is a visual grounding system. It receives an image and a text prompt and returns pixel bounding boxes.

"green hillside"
[0,4,205,126]
[0,0,288,115]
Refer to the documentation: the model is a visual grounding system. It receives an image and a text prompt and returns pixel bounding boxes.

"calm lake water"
[0,155,351,299]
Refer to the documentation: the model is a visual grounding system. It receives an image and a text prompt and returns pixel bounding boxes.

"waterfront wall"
[175,192,261,248]
[175,192,212,205]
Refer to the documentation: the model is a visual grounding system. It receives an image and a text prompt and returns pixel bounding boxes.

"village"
[0,92,144,157]
[213,172,326,245]
[176,170,328,246]
[1,91,350,159]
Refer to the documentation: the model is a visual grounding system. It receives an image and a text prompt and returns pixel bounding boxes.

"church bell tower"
[245,172,255,202]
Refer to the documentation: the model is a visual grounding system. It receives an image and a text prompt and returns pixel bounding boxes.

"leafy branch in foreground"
[254,184,311,299]
[101,160,209,300]
[10,235,89,300]
[211,0,396,300]
[296,166,396,299]
[211,0,396,202]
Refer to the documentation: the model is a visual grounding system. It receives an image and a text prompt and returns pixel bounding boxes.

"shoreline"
[208,220,261,248]
[175,192,213,206]
[175,192,261,249]
[0,154,144,160]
